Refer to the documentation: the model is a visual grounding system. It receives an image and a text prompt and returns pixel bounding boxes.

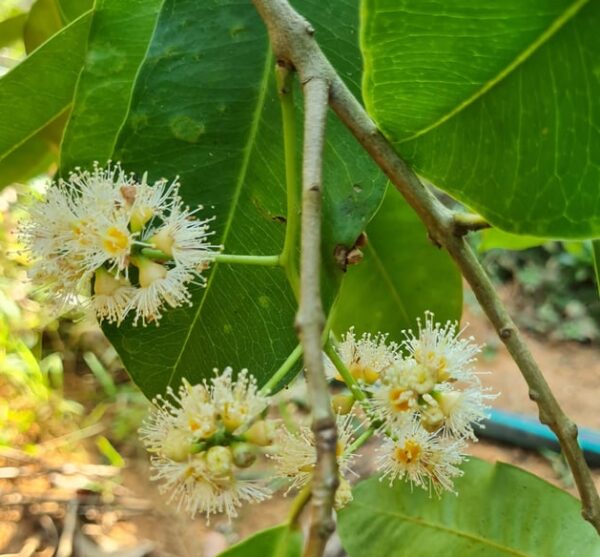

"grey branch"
[299,76,339,557]
[252,0,600,539]
[254,1,340,552]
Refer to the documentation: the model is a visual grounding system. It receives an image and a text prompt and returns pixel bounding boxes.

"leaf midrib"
[396,0,589,144]
[166,47,274,388]
[353,502,531,557]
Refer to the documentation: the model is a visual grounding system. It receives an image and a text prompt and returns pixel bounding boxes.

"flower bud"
[231,442,257,468]
[362,367,379,385]
[205,445,233,478]
[136,257,167,288]
[151,227,175,257]
[130,206,154,232]
[163,428,193,462]
[94,268,130,296]
[438,391,462,417]
[221,402,248,432]
[244,420,276,447]
[331,393,355,415]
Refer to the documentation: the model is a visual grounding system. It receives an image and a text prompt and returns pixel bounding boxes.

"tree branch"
[297,77,338,557]
[252,3,339,554]
[252,0,600,536]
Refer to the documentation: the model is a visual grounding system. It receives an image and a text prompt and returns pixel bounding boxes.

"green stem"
[324,338,366,402]
[215,253,281,266]
[140,248,171,261]
[142,249,281,267]
[260,344,303,395]
[278,400,299,433]
[345,427,374,455]
[276,63,300,297]
[287,485,312,528]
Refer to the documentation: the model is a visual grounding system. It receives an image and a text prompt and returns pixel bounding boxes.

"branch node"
[499,326,513,339]
[528,389,540,402]
[452,212,491,236]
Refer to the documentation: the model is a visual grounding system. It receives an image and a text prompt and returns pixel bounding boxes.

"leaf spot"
[170,115,206,143]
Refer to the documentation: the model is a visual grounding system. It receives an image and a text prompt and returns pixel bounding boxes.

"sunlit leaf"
[217,525,302,557]
[361,0,600,238]
[339,458,600,556]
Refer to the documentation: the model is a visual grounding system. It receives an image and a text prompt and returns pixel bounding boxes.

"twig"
[56,499,79,557]
[298,77,338,557]
[253,2,339,554]
[3,534,41,557]
[251,0,600,535]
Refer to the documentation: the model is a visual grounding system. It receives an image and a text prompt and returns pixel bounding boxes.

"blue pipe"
[475,408,600,467]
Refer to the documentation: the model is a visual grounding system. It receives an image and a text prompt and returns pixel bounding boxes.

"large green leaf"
[332,185,462,338]
[61,0,386,398]
[0,11,91,169]
[338,458,600,557]
[217,525,302,557]
[361,1,600,239]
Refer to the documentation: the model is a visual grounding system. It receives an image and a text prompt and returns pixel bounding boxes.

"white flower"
[149,454,271,522]
[368,359,421,427]
[403,312,481,384]
[18,162,219,326]
[269,413,359,494]
[210,368,269,434]
[326,328,400,384]
[375,421,465,495]
[421,387,495,440]
[128,260,193,326]
[140,370,272,521]
[92,268,136,325]
[145,203,218,278]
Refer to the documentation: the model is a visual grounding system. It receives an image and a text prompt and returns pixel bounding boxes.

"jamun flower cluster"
[326,312,495,495]
[18,163,219,326]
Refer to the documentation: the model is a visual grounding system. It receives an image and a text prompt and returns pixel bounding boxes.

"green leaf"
[23,0,64,53]
[217,525,302,557]
[478,229,547,252]
[338,458,600,557]
[0,11,91,170]
[361,1,600,239]
[592,239,600,297]
[57,0,93,22]
[59,0,164,171]
[0,13,27,48]
[0,132,55,189]
[61,0,385,399]
[332,185,462,338]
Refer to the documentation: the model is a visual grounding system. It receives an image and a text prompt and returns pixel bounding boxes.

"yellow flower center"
[71,219,92,246]
[389,387,410,412]
[102,226,130,256]
[394,439,421,465]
